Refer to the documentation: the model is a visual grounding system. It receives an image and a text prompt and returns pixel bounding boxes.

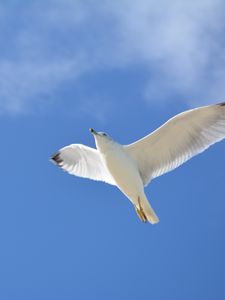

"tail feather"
[141,195,159,224]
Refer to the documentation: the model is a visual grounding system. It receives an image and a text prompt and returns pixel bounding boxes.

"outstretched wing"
[125,102,225,186]
[51,144,116,185]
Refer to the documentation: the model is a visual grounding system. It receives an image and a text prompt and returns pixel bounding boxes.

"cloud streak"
[107,0,225,104]
[0,0,225,114]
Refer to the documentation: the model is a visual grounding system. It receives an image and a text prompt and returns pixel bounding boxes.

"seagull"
[51,102,225,224]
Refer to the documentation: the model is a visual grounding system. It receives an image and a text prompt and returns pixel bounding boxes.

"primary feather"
[51,144,116,185]
[125,102,225,186]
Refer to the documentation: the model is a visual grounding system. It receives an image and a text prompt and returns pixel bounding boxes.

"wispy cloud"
[0,0,225,115]
[106,0,225,104]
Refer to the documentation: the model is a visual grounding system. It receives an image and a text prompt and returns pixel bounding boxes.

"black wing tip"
[50,152,63,166]
[217,101,225,107]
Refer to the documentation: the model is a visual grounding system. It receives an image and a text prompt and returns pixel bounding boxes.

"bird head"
[89,128,115,153]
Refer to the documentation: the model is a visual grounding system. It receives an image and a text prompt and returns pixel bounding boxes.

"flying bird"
[51,102,225,224]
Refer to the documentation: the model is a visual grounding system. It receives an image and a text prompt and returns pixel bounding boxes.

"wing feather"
[125,103,225,186]
[51,144,115,185]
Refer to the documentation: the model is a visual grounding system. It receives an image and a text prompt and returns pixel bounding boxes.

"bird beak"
[89,128,97,135]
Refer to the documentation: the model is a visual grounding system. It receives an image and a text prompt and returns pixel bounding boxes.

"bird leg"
[135,197,147,223]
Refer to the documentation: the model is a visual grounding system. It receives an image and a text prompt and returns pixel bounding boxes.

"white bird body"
[95,138,159,223]
[51,102,225,224]
[97,141,142,199]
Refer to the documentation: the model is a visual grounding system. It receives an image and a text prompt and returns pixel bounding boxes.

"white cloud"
[106,0,225,104]
[0,57,89,113]
[0,0,225,115]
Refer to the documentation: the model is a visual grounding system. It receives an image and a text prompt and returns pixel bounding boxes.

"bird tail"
[141,194,159,224]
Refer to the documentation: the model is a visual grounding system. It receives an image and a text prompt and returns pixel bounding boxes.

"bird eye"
[102,133,107,136]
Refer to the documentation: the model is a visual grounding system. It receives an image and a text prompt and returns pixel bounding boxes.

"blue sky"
[1,1,225,299]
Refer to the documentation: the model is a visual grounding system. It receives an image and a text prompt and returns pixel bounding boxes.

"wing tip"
[50,152,63,167]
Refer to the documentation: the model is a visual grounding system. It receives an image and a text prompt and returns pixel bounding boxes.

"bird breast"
[101,146,144,198]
